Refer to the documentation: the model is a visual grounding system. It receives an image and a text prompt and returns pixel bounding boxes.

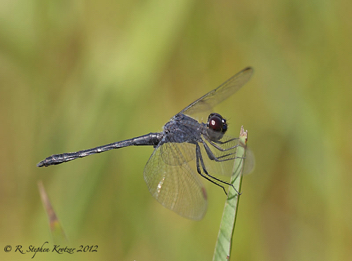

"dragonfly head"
[206,113,227,141]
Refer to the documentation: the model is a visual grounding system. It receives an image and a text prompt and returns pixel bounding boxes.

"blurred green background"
[1,0,351,260]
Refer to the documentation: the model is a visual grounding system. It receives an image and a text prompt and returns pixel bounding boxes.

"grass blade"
[38,181,68,244]
[212,126,248,261]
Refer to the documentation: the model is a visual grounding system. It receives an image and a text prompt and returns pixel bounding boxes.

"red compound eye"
[208,115,223,132]
[207,113,228,141]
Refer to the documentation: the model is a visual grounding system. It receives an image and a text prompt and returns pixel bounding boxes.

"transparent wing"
[160,142,195,166]
[243,148,255,175]
[144,143,207,220]
[179,67,253,119]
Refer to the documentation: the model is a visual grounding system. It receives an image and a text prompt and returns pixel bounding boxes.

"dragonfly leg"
[204,136,239,152]
[202,141,244,162]
[196,144,240,195]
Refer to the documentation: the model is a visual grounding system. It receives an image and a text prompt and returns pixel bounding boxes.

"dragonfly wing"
[144,143,207,220]
[243,148,255,175]
[160,141,196,166]
[179,67,253,119]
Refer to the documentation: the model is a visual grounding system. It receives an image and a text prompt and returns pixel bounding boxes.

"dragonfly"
[37,67,254,220]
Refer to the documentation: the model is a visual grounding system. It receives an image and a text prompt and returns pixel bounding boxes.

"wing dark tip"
[243,66,254,73]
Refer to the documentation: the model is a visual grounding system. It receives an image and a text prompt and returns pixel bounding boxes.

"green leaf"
[212,126,248,261]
